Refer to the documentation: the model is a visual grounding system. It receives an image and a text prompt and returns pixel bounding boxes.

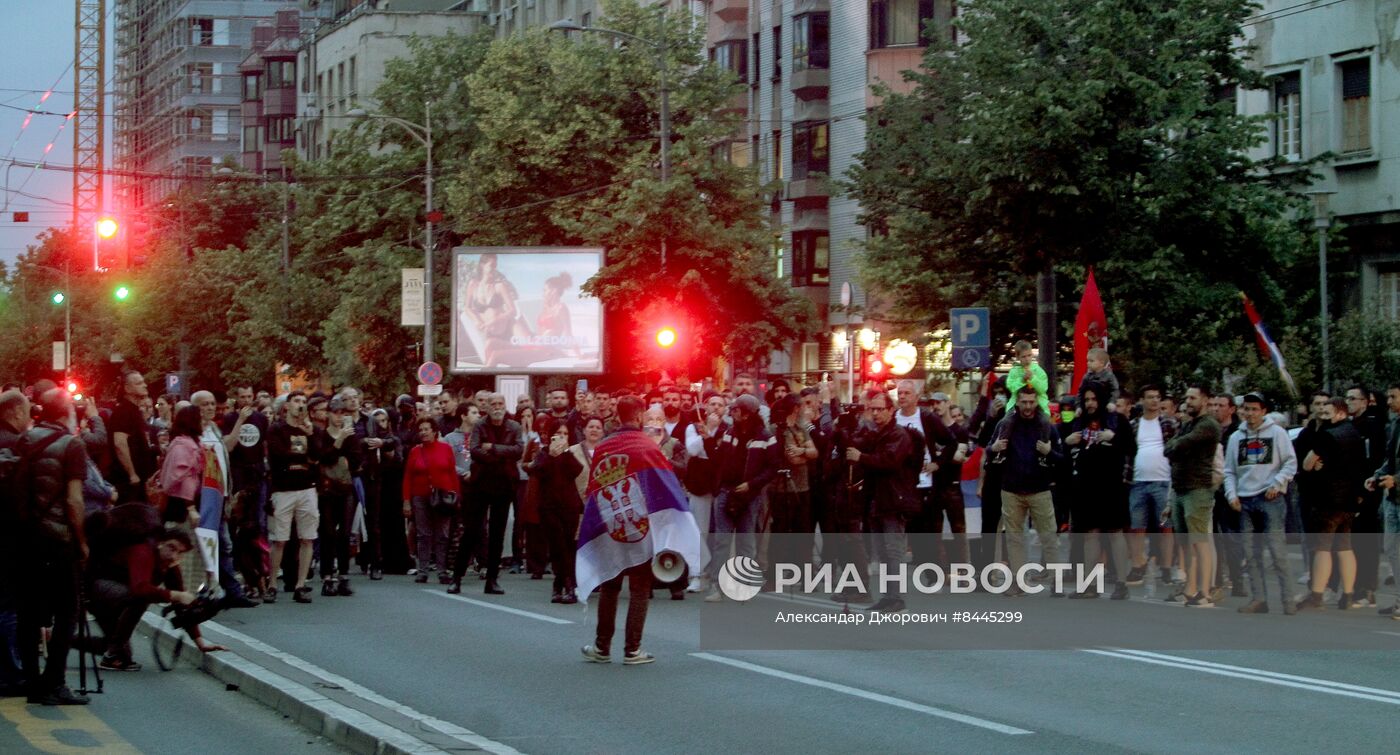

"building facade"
[1241,0,1400,320]
[113,1,329,212]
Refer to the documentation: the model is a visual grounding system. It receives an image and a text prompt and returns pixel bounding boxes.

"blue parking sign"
[950,308,990,348]
[166,373,183,396]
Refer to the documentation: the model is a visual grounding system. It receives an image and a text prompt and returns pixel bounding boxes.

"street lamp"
[549,15,670,267]
[1305,188,1337,392]
[348,105,435,362]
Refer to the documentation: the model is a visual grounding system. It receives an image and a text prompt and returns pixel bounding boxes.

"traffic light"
[51,291,65,305]
[65,380,79,394]
[864,353,886,381]
[113,285,131,301]
[655,326,677,349]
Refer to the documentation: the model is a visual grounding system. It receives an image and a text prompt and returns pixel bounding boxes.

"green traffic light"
[51,292,65,305]
[114,285,130,301]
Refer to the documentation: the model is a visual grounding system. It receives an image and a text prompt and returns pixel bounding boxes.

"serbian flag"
[575,428,702,602]
[1071,268,1109,393]
[194,443,225,583]
[1240,293,1299,398]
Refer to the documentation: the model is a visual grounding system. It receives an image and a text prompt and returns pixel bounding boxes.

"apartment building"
[113,1,329,212]
[1241,0,1400,320]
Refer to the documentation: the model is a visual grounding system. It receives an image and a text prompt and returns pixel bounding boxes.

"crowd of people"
[3,338,1399,698]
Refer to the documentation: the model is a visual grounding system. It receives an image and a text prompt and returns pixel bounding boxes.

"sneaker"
[1378,602,1399,616]
[263,587,278,604]
[294,586,313,604]
[1124,565,1146,586]
[1237,600,1268,614]
[1110,582,1130,600]
[580,644,611,663]
[1172,567,1186,583]
[223,593,260,609]
[1209,586,1226,604]
[1283,601,1298,616]
[407,567,420,576]
[414,573,429,584]
[1185,593,1215,608]
[369,568,383,581]
[560,589,579,605]
[99,654,142,672]
[704,590,724,603]
[321,579,337,597]
[439,571,455,585]
[623,650,656,666]
[1354,592,1375,608]
[28,685,90,706]
[687,577,705,593]
[1159,567,1173,584]
[1163,587,1188,603]
[337,577,354,597]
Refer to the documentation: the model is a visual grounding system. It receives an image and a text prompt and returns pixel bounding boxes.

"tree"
[456,0,815,374]
[849,0,1315,382]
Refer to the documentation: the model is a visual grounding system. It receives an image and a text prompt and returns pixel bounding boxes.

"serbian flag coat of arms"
[575,428,702,602]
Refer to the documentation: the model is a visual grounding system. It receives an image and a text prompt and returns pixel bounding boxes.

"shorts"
[1129,481,1172,531]
[1171,488,1215,543]
[269,488,319,542]
[1309,509,1353,553]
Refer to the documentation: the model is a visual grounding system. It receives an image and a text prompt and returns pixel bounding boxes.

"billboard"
[451,247,604,374]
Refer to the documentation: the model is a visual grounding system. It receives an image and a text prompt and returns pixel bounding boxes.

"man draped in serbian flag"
[578,396,701,666]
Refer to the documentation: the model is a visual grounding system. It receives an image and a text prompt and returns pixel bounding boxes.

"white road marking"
[1374,631,1400,638]
[1083,648,1400,706]
[691,652,1033,735]
[202,620,524,754]
[426,589,575,624]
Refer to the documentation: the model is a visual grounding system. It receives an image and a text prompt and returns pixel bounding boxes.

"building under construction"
[112,1,327,213]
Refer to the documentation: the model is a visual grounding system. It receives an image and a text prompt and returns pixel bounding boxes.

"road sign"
[417,384,443,397]
[166,373,183,397]
[401,268,425,327]
[950,308,990,348]
[52,342,66,371]
[952,347,991,371]
[417,361,443,386]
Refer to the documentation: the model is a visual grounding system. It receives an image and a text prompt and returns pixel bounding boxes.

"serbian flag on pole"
[194,444,225,584]
[1240,292,1299,398]
[1071,268,1109,393]
[575,428,702,602]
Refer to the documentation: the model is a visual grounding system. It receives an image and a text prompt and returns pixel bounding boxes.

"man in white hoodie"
[1224,393,1299,615]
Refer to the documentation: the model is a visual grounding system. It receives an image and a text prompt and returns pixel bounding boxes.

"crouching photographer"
[85,522,225,671]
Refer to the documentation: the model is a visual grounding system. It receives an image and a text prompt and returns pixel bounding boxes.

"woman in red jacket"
[403,418,461,584]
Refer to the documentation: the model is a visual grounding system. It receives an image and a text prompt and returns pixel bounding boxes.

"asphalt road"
[0,633,346,754]
[153,567,1400,755]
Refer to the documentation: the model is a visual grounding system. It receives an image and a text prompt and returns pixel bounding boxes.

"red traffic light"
[655,327,677,348]
[66,380,79,394]
[867,357,885,376]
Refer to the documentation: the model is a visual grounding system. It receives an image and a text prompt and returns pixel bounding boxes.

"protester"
[1163,385,1221,607]
[403,418,461,588]
[531,416,583,604]
[1225,393,1299,614]
[993,385,1064,597]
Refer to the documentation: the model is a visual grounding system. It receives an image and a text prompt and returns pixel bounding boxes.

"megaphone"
[651,549,686,584]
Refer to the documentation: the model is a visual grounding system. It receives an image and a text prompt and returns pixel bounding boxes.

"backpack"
[86,502,163,567]
[15,428,79,548]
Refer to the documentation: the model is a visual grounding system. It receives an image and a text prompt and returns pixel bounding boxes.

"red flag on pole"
[1072,268,1108,394]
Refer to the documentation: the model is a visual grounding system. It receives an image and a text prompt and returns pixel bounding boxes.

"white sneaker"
[686,577,705,593]
[704,589,724,603]
[1172,567,1186,583]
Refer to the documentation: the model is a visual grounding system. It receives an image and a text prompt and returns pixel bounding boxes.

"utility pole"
[1037,269,1056,391]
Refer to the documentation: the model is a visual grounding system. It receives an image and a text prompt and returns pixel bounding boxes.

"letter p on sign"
[950,308,990,348]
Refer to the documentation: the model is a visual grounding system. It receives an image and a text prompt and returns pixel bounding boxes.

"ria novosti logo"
[717,556,765,601]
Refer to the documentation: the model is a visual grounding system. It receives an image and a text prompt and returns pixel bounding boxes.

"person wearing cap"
[1224,392,1298,614]
[705,393,778,602]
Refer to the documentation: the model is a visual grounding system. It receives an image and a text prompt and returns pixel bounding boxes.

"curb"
[137,614,451,755]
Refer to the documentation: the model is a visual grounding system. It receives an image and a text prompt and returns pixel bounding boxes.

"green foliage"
[1332,310,1400,392]
[849,0,1316,385]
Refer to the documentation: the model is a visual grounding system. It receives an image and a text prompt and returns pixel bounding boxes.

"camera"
[161,587,223,631]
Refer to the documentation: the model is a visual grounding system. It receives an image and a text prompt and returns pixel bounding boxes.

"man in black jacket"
[1298,397,1366,610]
[849,390,919,612]
[1345,385,1386,607]
[991,385,1065,596]
[467,393,523,595]
[704,394,777,602]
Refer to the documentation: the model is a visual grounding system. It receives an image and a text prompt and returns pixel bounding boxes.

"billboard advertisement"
[451,247,604,374]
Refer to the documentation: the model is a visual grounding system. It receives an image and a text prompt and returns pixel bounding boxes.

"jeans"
[455,493,512,582]
[1002,490,1060,578]
[1382,499,1400,602]
[411,495,452,572]
[541,507,579,593]
[88,579,147,662]
[708,488,762,580]
[217,516,244,596]
[1240,493,1294,605]
[1128,481,1172,531]
[687,492,713,574]
[594,563,652,656]
[1214,490,1245,588]
[870,514,908,600]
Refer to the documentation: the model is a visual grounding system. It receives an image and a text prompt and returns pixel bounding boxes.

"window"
[581,11,590,27]
[243,73,261,101]
[792,231,830,286]
[772,26,782,80]
[188,63,212,94]
[1380,271,1400,321]
[1272,71,1301,160]
[870,0,935,48]
[751,33,760,86]
[791,121,829,180]
[188,113,206,135]
[774,234,785,279]
[802,343,820,372]
[793,14,829,71]
[772,130,783,181]
[711,40,748,82]
[348,56,357,103]
[212,63,223,94]
[1340,58,1370,154]
[265,60,295,89]
[213,19,229,46]
[212,110,229,136]
[243,125,261,151]
[190,18,213,45]
[266,115,295,143]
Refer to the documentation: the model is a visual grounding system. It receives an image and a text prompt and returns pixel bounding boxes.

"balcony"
[787,178,828,202]
[712,0,746,23]
[791,67,829,101]
[866,47,925,108]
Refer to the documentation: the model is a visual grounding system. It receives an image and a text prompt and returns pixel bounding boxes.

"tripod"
[75,585,103,696]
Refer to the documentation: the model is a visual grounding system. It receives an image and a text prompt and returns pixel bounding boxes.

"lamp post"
[549,14,670,267]
[1306,189,1336,392]
[348,104,435,362]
